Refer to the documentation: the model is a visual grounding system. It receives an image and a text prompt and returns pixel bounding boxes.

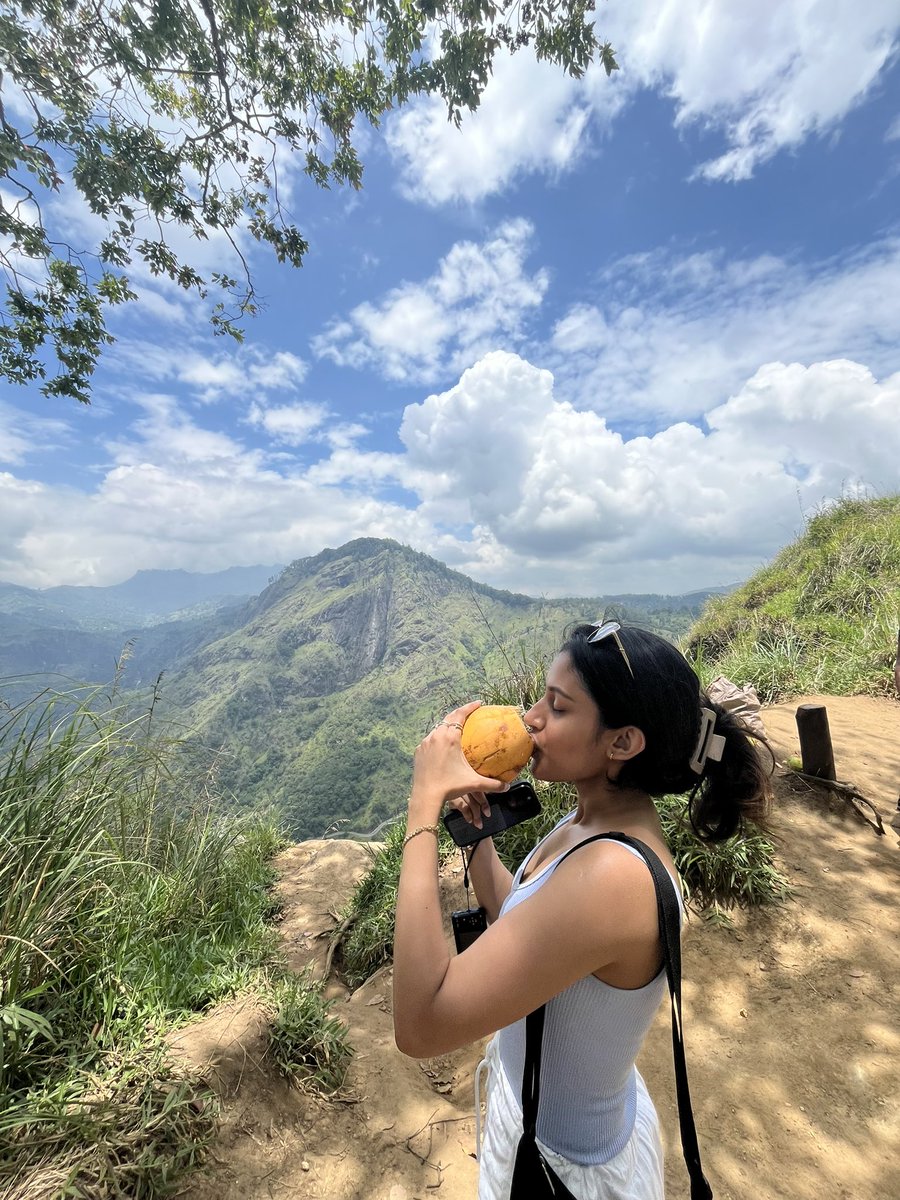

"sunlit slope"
[686,495,900,701]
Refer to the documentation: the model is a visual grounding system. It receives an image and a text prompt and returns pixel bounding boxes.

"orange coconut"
[461,705,533,782]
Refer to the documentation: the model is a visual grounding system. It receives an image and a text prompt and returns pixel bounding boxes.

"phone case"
[442,781,542,846]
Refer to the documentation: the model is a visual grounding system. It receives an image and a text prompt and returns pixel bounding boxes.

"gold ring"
[442,721,463,731]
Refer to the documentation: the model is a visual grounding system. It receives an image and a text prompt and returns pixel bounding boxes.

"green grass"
[0,683,345,1194]
[337,823,407,989]
[336,821,458,989]
[687,493,900,701]
[656,795,790,910]
[265,971,353,1091]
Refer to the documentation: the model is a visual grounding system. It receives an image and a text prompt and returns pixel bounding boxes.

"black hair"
[561,623,771,842]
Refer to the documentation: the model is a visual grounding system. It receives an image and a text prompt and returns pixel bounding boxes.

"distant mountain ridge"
[0,564,282,631]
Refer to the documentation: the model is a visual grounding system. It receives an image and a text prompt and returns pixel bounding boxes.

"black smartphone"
[451,906,488,952]
[442,780,542,847]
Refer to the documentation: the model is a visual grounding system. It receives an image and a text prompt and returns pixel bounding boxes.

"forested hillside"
[0,566,281,703]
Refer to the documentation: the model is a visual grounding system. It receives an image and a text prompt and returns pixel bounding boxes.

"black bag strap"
[521,1004,545,1137]
[519,1004,576,1198]
[521,832,713,1200]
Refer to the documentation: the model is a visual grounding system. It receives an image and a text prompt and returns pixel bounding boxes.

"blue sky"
[2,1,900,596]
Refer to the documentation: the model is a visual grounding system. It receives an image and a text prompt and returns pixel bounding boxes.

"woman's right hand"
[447,790,493,833]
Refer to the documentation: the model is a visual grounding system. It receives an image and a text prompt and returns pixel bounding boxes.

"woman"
[393,622,770,1199]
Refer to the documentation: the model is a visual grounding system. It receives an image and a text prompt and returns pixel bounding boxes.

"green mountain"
[157,538,720,839]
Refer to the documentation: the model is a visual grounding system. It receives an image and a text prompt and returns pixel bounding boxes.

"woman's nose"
[523,703,541,730]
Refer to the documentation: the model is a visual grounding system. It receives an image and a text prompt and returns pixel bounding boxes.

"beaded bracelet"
[402,823,441,849]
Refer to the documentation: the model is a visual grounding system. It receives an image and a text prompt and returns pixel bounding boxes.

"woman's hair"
[562,623,771,842]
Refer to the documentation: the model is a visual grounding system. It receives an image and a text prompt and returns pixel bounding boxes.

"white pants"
[476,1038,665,1200]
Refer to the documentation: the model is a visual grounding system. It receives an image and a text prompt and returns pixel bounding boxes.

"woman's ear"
[608,725,646,762]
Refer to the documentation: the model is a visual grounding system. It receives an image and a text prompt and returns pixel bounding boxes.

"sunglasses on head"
[586,620,635,678]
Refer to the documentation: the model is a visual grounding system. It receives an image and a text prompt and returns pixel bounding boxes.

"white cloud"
[0,401,72,466]
[391,351,900,593]
[386,50,621,205]
[387,2,900,203]
[0,397,434,587]
[247,400,328,445]
[645,1,899,182]
[312,219,548,383]
[549,238,900,422]
[0,405,34,465]
[107,342,308,403]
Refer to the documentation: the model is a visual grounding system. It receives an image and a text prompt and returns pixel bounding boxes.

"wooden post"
[796,704,836,782]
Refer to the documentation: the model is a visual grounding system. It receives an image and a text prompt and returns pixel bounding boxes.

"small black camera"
[451,906,488,952]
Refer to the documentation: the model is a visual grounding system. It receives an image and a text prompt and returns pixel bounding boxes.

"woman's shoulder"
[548,832,680,914]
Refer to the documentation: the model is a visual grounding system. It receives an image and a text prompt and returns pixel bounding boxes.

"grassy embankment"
[687,494,899,701]
[338,493,900,985]
[0,687,351,1196]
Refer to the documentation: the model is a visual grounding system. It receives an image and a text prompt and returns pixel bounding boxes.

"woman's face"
[524,651,609,784]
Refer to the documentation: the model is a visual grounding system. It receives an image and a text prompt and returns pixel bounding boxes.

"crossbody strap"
[520,832,713,1200]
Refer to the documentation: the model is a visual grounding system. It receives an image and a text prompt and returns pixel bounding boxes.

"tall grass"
[687,493,900,701]
[267,971,353,1091]
[0,685,288,1194]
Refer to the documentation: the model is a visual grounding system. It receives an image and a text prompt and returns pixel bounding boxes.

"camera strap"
[461,841,480,902]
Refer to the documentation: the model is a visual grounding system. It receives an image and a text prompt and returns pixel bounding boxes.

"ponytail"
[687,701,772,842]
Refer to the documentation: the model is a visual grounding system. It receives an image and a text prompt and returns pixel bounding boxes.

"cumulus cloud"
[0,396,434,587]
[312,220,548,383]
[391,351,900,593]
[387,1,900,203]
[549,238,900,422]
[386,50,621,205]
[247,399,328,445]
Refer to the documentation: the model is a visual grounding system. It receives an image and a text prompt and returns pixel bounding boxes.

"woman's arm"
[394,831,660,1058]
[392,703,511,1056]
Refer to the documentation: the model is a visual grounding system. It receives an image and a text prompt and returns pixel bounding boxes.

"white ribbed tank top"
[496,813,682,1165]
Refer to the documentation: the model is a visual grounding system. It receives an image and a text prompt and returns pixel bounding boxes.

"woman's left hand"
[409,701,509,824]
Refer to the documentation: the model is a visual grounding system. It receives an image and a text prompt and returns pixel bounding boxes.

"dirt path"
[173,695,900,1200]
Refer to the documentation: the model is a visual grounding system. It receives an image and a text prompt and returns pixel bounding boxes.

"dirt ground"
[172,694,900,1200]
